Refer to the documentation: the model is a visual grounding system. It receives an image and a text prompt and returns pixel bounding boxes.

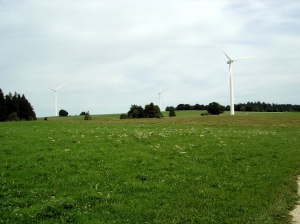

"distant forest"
[167,102,300,112]
[0,88,37,122]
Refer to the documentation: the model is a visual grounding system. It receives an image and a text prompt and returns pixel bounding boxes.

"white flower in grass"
[82,135,84,137]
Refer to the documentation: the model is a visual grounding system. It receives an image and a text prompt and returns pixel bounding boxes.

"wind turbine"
[49,84,65,116]
[156,85,165,111]
[216,43,251,115]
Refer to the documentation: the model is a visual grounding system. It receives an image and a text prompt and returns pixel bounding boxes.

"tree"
[18,94,36,120]
[143,102,162,118]
[127,105,144,118]
[120,114,128,119]
[176,104,185,110]
[207,102,225,115]
[59,109,68,116]
[0,89,6,121]
[80,111,86,115]
[184,104,191,110]
[84,111,91,120]
[0,90,36,121]
[193,104,206,110]
[169,107,176,117]
[7,112,18,121]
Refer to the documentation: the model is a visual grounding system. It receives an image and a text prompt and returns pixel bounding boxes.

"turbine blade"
[215,43,231,60]
[232,56,252,61]
[56,84,65,90]
[161,93,166,99]
[160,85,163,93]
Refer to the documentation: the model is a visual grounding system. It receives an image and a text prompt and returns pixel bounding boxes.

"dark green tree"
[176,104,185,110]
[184,104,191,110]
[1,90,36,121]
[207,102,225,115]
[7,112,19,121]
[143,102,162,118]
[169,107,176,117]
[59,109,68,116]
[0,89,6,121]
[84,111,91,120]
[120,114,128,119]
[5,92,13,116]
[18,94,36,120]
[127,105,144,118]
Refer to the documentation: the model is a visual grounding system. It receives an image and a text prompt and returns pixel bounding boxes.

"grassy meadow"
[1,111,300,223]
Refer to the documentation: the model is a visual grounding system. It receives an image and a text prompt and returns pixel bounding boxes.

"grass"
[1,111,300,223]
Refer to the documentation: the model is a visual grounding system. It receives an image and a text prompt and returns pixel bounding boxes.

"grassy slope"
[1,111,300,223]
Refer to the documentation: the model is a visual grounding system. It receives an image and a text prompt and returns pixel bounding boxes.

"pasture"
[1,111,300,223]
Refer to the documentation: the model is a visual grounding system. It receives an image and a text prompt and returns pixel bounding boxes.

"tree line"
[167,102,300,112]
[0,89,37,122]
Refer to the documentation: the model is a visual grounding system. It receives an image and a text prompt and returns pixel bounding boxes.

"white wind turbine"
[156,85,165,111]
[49,84,65,116]
[216,43,251,115]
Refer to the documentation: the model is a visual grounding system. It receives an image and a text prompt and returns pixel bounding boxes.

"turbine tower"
[49,84,65,116]
[216,43,251,115]
[156,85,165,111]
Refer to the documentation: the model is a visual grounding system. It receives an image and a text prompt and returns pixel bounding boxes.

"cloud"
[1,0,299,117]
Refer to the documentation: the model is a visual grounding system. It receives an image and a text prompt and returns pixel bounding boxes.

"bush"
[120,114,128,119]
[127,105,144,118]
[169,107,176,117]
[7,112,19,121]
[84,113,91,120]
[207,102,225,115]
[59,109,68,116]
[144,102,162,118]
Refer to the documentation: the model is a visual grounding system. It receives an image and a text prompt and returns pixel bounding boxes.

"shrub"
[7,112,19,121]
[59,109,68,116]
[84,113,91,120]
[144,102,162,118]
[169,107,176,117]
[207,102,225,115]
[120,114,128,119]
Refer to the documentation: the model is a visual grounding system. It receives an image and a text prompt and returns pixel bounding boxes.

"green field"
[1,111,300,223]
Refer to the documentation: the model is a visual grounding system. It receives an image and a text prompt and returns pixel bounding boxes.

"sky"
[1,0,300,117]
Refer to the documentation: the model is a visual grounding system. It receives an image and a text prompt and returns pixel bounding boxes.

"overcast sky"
[1,0,299,117]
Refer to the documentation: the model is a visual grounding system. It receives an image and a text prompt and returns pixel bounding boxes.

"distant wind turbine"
[49,84,65,116]
[156,85,165,111]
[216,43,251,115]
